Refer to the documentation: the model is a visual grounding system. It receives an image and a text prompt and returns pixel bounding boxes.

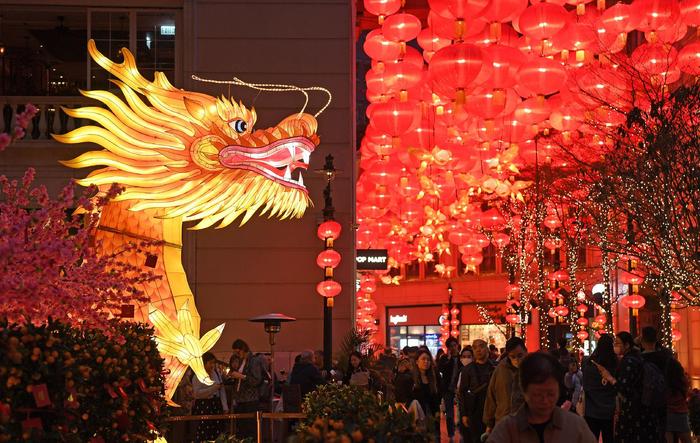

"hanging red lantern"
[594,314,607,325]
[514,96,552,124]
[316,249,341,269]
[518,3,570,41]
[451,307,460,317]
[543,214,562,230]
[492,232,511,248]
[448,228,473,246]
[364,30,402,62]
[554,305,570,317]
[317,280,342,298]
[681,0,700,25]
[428,43,485,105]
[506,313,520,324]
[461,253,484,267]
[360,277,377,293]
[318,220,342,240]
[670,311,681,323]
[548,308,558,319]
[672,329,682,341]
[480,207,505,229]
[370,99,421,139]
[549,270,570,282]
[364,0,401,23]
[576,317,589,326]
[383,61,425,101]
[450,329,460,338]
[577,330,589,341]
[382,13,422,43]
[545,289,560,302]
[599,2,635,35]
[517,56,568,97]
[630,0,680,33]
[620,294,646,315]
[678,42,700,75]
[576,304,588,315]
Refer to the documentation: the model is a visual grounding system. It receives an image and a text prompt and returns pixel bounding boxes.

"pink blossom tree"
[0,104,159,332]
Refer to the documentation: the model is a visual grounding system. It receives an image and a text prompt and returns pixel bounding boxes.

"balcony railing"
[2,96,94,141]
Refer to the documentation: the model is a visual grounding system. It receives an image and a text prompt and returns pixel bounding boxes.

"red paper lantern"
[620,294,646,311]
[364,30,402,62]
[576,304,588,315]
[678,42,700,75]
[576,317,589,326]
[594,314,607,325]
[317,280,342,298]
[370,99,421,137]
[518,3,570,41]
[517,56,568,96]
[506,313,520,324]
[461,253,484,267]
[428,43,485,104]
[316,249,341,269]
[672,329,682,341]
[364,0,401,22]
[630,0,680,32]
[450,329,460,338]
[317,220,342,240]
[670,311,682,323]
[554,305,570,317]
[382,13,422,42]
[492,232,511,248]
[577,330,589,341]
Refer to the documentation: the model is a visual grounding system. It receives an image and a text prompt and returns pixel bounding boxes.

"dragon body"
[55,40,321,402]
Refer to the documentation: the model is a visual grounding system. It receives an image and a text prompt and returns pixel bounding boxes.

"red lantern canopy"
[318,220,342,240]
[317,280,342,298]
[316,249,342,269]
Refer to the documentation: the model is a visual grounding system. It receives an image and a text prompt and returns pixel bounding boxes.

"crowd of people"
[175,326,696,443]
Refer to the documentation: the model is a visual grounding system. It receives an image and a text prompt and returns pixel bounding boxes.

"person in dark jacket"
[289,350,324,399]
[459,339,496,443]
[413,349,441,442]
[640,326,674,440]
[393,356,415,404]
[594,331,660,442]
[437,336,462,440]
[581,333,617,443]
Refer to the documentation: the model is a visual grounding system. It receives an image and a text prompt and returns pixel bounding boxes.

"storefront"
[386,303,510,356]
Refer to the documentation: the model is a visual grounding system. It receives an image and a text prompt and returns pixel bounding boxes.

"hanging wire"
[191,74,332,118]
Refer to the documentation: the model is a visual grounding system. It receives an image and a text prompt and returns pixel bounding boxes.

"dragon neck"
[95,199,201,335]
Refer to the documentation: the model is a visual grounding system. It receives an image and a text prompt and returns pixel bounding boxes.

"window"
[0,6,179,96]
[89,9,178,91]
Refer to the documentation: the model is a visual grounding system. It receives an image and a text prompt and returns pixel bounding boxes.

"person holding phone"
[581,334,617,442]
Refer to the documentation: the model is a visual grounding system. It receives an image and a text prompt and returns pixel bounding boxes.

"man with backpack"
[639,326,673,440]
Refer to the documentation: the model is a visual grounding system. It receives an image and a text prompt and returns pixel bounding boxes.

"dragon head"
[57,40,322,229]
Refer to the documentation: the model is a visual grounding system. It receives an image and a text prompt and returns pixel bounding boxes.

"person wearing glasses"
[483,336,527,437]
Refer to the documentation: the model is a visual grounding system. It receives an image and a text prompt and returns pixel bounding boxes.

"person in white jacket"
[192,352,228,442]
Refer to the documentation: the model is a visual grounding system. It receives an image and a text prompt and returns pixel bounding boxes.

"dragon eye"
[229,119,247,134]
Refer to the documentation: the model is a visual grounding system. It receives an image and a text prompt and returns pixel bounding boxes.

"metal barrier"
[164,411,306,443]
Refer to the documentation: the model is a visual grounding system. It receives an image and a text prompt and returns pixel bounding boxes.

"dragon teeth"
[297,172,304,187]
[302,150,310,164]
[284,166,292,180]
[287,146,295,159]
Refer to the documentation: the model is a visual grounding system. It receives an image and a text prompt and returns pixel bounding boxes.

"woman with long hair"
[594,331,660,442]
[581,334,617,442]
[413,349,441,441]
[343,351,371,388]
[192,352,228,442]
[666,357,691,443]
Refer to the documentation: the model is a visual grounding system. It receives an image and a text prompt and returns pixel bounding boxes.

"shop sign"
[389,314,408,325]
[356,249,388,270]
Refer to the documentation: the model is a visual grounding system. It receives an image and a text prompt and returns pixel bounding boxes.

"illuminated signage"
[356,249,388,270]
[160,25,176,35]
[389,314,407,325]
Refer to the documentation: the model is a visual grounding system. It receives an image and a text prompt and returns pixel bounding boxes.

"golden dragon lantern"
[55,40,329,404]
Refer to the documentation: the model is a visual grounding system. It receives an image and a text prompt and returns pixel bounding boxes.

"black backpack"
[641,359,667,409]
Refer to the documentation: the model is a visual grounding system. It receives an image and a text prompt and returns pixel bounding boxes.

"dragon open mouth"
[218,136,315,190]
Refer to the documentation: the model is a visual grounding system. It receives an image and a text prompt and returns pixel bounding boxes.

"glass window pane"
[0,6,87,95]
[136,12,176,84]
[424,325,441,335]
[89,11,130,91]
[407,326,424,335]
